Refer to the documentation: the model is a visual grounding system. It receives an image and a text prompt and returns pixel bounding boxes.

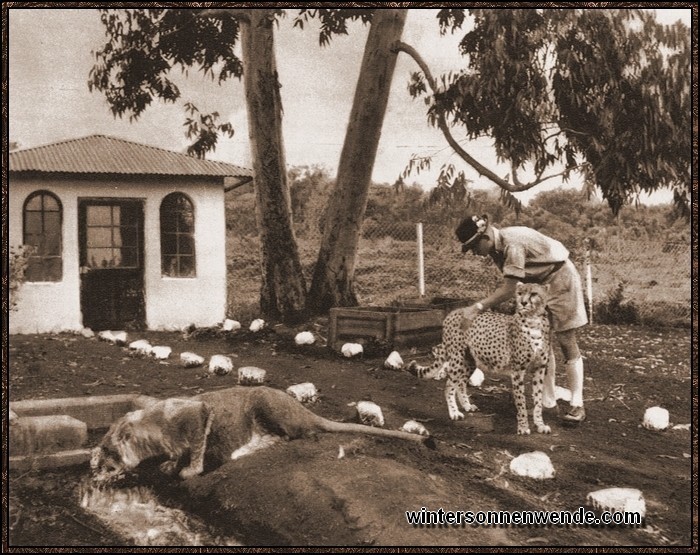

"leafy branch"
[183,102,234,159]
[394,40,578,194]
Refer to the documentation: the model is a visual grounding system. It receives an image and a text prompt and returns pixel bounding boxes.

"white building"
[9,135,252,334]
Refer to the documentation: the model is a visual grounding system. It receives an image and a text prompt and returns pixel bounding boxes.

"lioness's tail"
[317,419,436,449]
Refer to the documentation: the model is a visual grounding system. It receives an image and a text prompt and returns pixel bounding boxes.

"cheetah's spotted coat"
[408,283,554,435]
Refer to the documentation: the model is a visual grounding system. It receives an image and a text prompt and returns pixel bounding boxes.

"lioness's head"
[90,399,206,486]
[90,408,162,486]
[90,443,129,486]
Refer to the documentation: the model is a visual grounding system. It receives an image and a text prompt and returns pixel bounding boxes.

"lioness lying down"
[91,386,434,485]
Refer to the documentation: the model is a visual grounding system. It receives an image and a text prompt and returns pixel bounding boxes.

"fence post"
[584,237,593,324]
[416,222,425,298]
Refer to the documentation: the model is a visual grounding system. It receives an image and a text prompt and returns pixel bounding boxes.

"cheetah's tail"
[407,360,443,380]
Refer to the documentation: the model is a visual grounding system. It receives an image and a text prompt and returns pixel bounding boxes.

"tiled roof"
[9,134,253,178]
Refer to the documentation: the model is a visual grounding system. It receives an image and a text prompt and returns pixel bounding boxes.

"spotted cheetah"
[407,282,553,435]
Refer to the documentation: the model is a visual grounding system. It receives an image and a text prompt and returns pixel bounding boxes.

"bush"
[9,245,34,311]
[594,282,640,325]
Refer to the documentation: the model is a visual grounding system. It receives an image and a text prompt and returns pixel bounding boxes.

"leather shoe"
[562,405,586,423]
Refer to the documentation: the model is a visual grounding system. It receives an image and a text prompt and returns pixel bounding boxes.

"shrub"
[594,282,640,325]
[9,245,34,312]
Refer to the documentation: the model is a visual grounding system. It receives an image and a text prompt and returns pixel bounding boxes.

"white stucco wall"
[142,181,228,331]
[9,175,227,334]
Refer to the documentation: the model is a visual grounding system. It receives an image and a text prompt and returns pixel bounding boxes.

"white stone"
[180,352,205,368]
[401,420,429,436]
[510,451,556,480]
[249,319,265,332]
[238,366,266,385]
[223,319,241,332]
[587,488,646,518]
[384,351,403,370]
[294,331,316,345]
[151,346,172,360]
[555,386,572,402]
[341,343,364,357]
[286,382,318,403]
[81,327,95,338]
[112,331,128,346]
[643,406,670,430]
[128,339,152,356]
[208,355,233,376]
[469,368,485,387]
[356,401,384,427]
[98,330,116,343]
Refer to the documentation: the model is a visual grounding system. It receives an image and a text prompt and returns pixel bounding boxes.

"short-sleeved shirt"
[491,226,588,332]
[491,226,569,282]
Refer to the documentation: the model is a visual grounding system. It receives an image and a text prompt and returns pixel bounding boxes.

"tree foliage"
[183,102,234,159]
[413,9,690,216]
[293,8,373,46]
[89,9,244,118]
[88,9,245,156]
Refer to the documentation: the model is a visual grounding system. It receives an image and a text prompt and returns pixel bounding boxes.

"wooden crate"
[328,306,444,352]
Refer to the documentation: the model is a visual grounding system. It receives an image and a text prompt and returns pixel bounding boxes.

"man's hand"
[460,304,483,331]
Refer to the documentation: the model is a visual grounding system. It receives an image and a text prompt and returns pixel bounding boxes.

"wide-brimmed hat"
[455,215,488,252]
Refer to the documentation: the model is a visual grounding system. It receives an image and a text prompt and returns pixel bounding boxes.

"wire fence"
[227,219,691,328]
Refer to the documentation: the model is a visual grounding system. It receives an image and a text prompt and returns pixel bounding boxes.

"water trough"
[10,393,157,470]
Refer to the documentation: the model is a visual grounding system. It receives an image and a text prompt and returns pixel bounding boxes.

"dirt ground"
[6,320,695,547]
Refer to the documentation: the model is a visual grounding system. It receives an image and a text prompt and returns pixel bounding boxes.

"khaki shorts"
[544,259,588,332]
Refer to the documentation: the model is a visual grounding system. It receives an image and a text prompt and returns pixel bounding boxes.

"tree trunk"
[307,9,408,314]
[241,10,307,322]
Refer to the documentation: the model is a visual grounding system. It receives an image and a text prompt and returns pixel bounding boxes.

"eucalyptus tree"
[304,9,407,311]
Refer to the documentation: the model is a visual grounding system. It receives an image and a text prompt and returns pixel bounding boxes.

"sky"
[7,7,693,205]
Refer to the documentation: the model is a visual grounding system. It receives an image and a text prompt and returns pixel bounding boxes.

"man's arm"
[478,277,519,310]
[461,277,519,326]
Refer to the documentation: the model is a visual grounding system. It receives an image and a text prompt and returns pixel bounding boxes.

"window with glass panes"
[160,193,196,277]
[23,191,63,281]
[84,204,140,269]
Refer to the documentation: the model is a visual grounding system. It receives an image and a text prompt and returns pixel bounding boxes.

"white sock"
[542,346,557,409]
[566,356,584,407]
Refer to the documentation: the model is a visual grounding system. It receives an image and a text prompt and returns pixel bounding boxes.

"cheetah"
[407,282,554,435]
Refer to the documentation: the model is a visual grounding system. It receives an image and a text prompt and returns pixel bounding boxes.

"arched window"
[160,193,196,277]
[23,191,63,281]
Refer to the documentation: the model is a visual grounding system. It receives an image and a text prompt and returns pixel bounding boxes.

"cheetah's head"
[515,282,550,316]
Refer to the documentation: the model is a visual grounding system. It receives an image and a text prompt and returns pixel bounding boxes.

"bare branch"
[394,40,574,193]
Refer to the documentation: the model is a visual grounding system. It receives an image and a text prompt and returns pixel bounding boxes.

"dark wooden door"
[79,200,145,331]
